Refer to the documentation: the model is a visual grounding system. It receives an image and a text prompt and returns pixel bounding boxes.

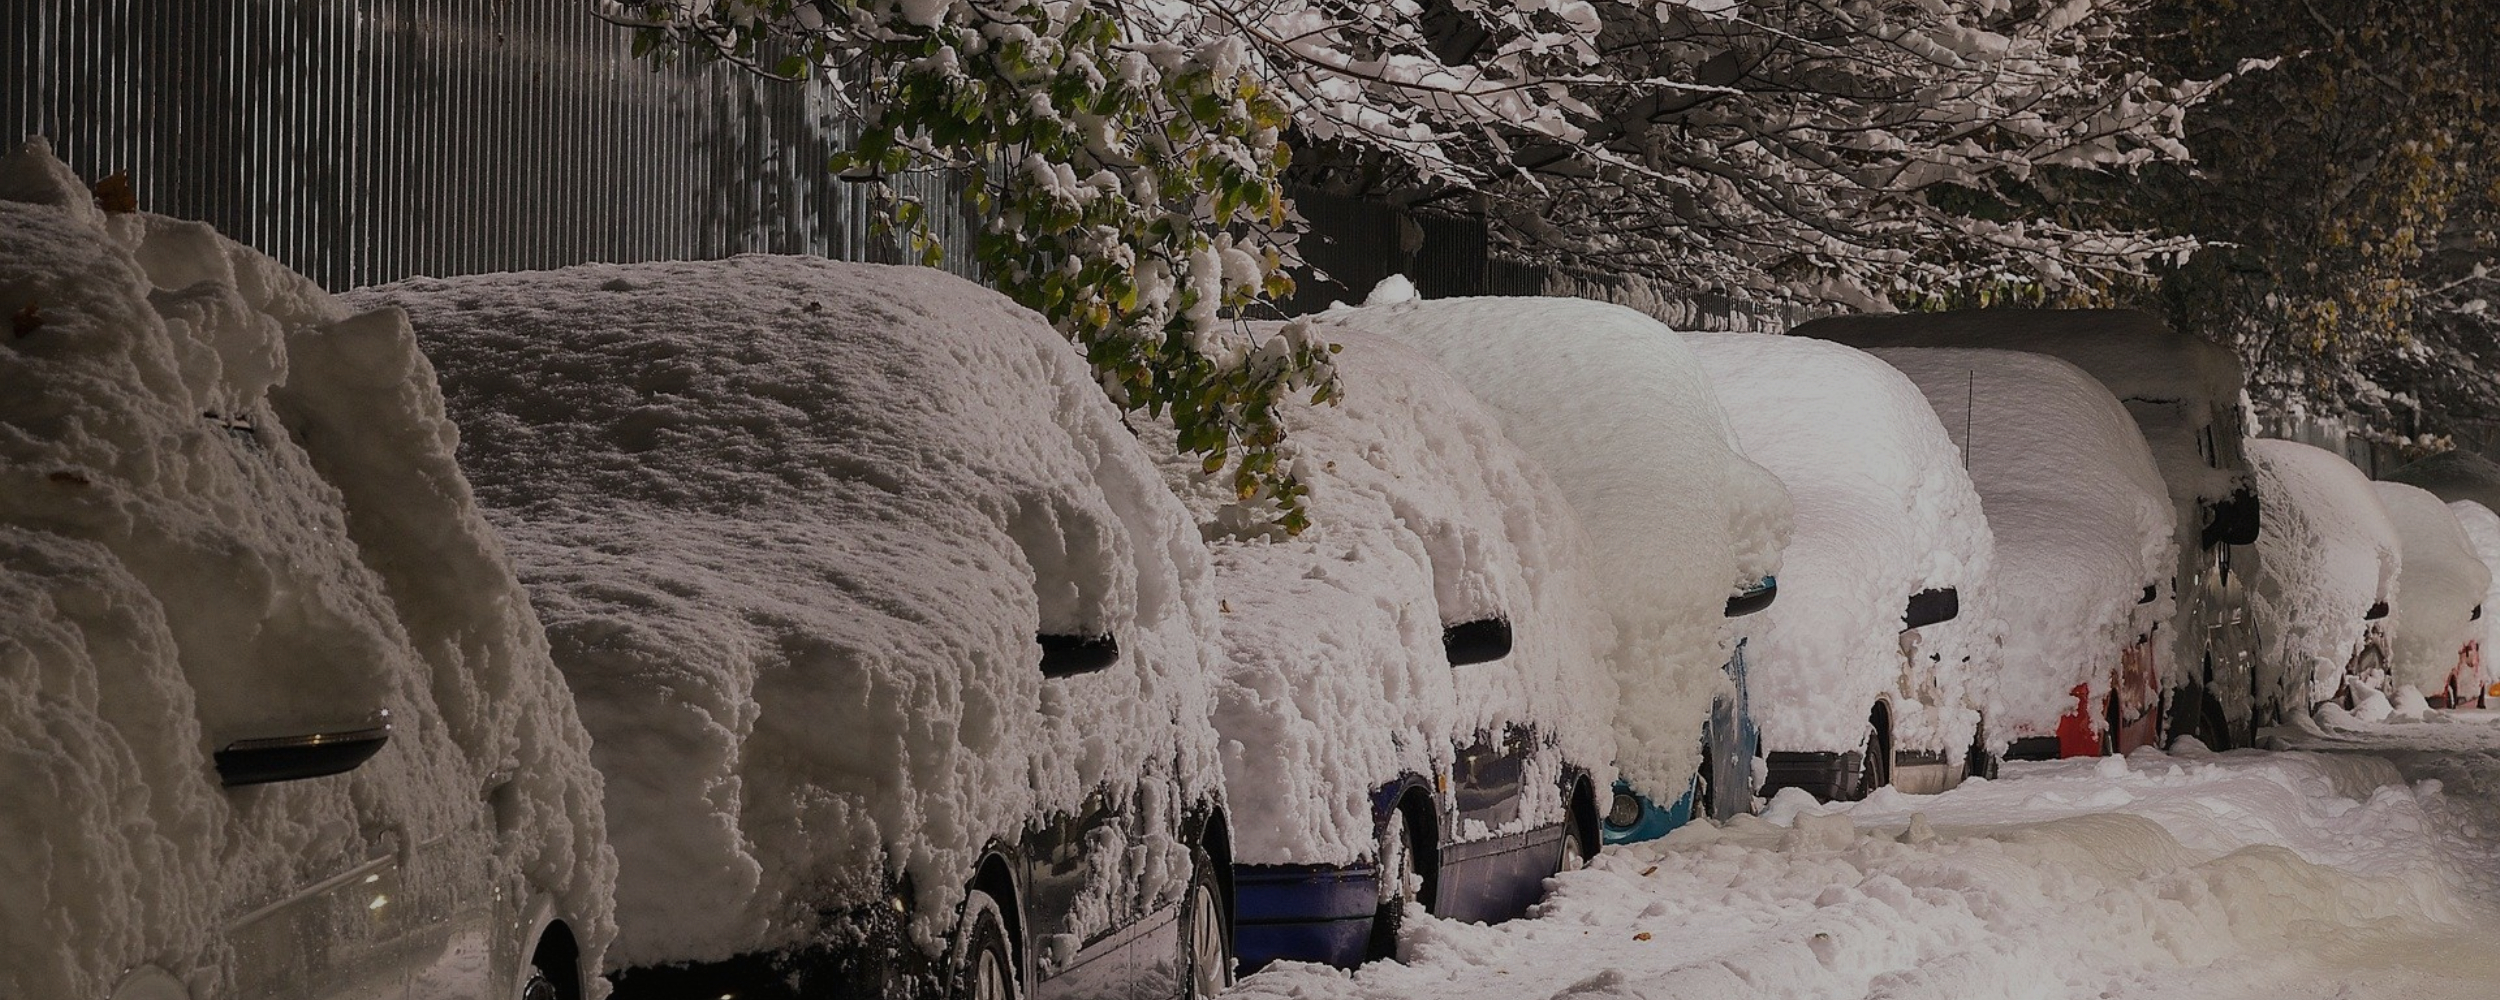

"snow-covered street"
[1228,713,2500,1000]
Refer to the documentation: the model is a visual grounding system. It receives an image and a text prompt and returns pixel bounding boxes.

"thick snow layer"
[1153,327,1616,864]
[1313,292,1793,801]
[2449,502,2500,684]
[1870,349,2175,744]
[1228,732,2500,1000]
[2372,483,2491,694]
[0,140,613,997]
[1686,334,1994,760]
[2245,440,2403,708]
[2386,449,2500,516]
[350,257,1221,968]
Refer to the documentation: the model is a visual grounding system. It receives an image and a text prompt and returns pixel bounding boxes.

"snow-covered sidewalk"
[1229,717,2500,1000]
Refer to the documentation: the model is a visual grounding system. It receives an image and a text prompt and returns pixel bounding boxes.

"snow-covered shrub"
[1310,288,1791,803]
[0,140,613,997]
[2370,482,2490,696]
[1153,326,1616,865]
[2244,440,2401,709]
[1686,334,1995,767]
[1870,349,2176,746]
[350,257,1221,969]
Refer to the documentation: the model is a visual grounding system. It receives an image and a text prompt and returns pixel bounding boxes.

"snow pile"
[1227,744,2490,1000]
[1686,334,1995,762]
[2372,482,2491,695]
[1313,292,1793,800]
[1870,349,2175,744]
[0,140,613,997]
[1153,327,1616,864]
[350,257,1220,968]
[2450,501,2500,686]
[2245,439,2402,708]
[2386,449,2500,516]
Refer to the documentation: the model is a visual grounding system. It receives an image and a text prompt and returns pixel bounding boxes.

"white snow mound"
[2371,482,2490,695]
[0,139,614,997]
[1312,292,1793,802]
[349,256,1223,968]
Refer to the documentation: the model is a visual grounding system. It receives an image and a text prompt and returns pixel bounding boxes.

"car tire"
[519,967,561,1000]
[1366,809,1424,962]
[1182,850,1232,998]
[953,889,1017,1000]
[1559,800,1589,873]
[1852,725,1892,801]
[1965,724,1999,781]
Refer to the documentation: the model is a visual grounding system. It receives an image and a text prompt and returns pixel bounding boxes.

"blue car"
[1604,586,1772,845]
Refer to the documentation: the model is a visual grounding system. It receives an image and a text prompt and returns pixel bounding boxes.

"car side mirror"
[2138,584,2159,605]
[2200,485,2261,549]
[2476,605,2485,622]
[2365,601,2390,621]
[1901,588,1959,631]
[1724,578,1777,618]
[215,710,393,787]
[1444,618,1514,666]
[1038,633,1119,678]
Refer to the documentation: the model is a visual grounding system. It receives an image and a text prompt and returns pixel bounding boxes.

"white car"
[1,141,612,1000]
[1159,327,1617,971]
[2244,440,2400,712]
[1689,334,1994,800]
[1870,348,2176,762]
[359,256,1234,999]
[2370,483,2490,707]
[1318,285,1792,842]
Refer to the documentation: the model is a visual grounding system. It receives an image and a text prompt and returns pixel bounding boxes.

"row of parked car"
[14,132,2500,1000]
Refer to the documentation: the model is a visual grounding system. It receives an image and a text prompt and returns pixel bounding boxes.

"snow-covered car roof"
[1686,334,1994,757]
[1155,327,1615,865]
[351,257,1220,967]
[2370,482,2491,694]
[2384,449,2500,515]
[2245,440,2402,706]
[1311,285,1792,798]
[1869,348,2176,740]
[1796,309,2250,510]
[0,141,612,996]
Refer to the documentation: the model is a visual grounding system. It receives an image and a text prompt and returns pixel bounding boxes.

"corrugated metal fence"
[6,0,975,291]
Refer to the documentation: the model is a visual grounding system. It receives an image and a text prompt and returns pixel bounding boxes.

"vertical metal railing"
[4,0,978,291]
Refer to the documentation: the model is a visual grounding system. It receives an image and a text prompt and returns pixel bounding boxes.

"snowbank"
[0,140,612,997]
[1312,288,1793,801]
[2371,482,2491,695]
[1152,327,1616,864]
[2451,502,2500,693]
[2386,449,2500,515]
[1869,349,2175,744]
[350,257,1221,968]
[1686,334,1995,761]
[2244,440,2401,708]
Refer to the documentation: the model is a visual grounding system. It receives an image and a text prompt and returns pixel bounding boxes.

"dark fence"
[6,0,975,291]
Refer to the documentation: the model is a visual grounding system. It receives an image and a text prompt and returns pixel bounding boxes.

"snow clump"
[1312,290,1793,802]
[350,256,1222,969]
[0,139,613,997]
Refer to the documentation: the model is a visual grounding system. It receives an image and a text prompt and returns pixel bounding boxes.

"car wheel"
[1182,851,1232,998]
[1965,724,1999,781]
[1367,810,1423,962]
[1559,801,1589,873]
[519,967,561,1000]
[1852,723,1892,800]
[953,889,1017,1000]
[1695,731,1717,821]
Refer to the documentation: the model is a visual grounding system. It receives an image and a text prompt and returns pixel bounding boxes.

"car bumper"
[1233,862,1380,973]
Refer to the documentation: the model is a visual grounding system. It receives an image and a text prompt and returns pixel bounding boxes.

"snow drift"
[2244,440,2401,708]
[1686,334,1995,763]
[2371,482,2490,696]
[1869,348,2175,745]
[1153,326,1617,865]
[0,139,613,997]
[1312,286,1793,803]
[350,257,1222,969]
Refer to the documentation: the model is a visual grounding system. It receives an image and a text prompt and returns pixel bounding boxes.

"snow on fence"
[4,0,978,291]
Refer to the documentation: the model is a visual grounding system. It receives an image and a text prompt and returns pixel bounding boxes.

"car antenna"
[1963,368,1974,472]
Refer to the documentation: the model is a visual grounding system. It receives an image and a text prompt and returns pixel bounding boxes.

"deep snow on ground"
[1226,714,2500,1000]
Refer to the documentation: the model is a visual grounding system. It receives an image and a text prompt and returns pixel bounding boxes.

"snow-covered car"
[2442,501,2500,709]
[1315,284,1792,844]
[2385,448,2500,515]
[1688,334,1994,802]
[356,258,1234,999]
[1869,349,2176,761]
[2244,440,2400,714]
[1799,310,2266,747]
[1,142,613,1000]
[1154,327,1616,972]
[2370,483,2491,709]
